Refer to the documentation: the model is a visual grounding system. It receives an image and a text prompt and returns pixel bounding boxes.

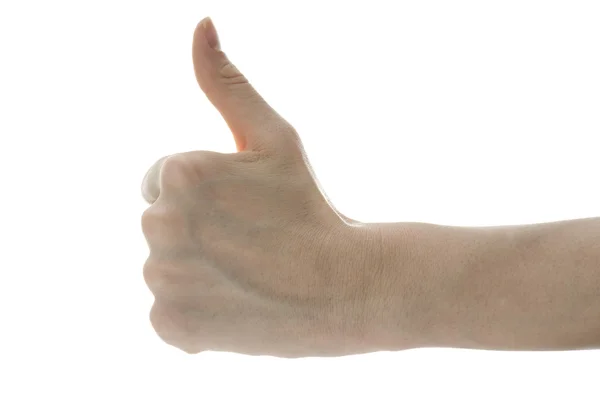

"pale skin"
[141,17,600,358]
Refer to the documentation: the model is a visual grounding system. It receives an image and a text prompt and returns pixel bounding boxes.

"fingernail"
[200,16,221,51]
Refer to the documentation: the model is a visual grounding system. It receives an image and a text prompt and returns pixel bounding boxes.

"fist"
[140,17,379,358]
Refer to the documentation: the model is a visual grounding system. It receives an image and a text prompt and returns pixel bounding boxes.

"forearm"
[366,217,600,351]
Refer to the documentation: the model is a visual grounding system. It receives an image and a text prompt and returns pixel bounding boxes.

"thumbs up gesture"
[141,17,384,357]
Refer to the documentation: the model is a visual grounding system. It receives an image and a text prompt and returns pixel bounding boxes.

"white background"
[1,0,599,396]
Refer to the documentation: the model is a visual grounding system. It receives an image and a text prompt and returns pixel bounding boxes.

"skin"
[141,17,600,357]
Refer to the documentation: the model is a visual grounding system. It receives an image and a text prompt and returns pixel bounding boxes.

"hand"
[141,17,382,358]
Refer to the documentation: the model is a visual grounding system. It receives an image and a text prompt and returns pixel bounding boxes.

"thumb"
[193,17,292,153]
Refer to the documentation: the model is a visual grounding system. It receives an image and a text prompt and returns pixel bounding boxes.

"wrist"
[317,220,490,354]
[345,221,489,352]
[329,221,441,353]
[355,222,447,351]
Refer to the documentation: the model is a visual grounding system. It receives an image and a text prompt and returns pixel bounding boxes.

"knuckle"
[141,205,186,243]
[149,302,176,344]
[143,261,165,294]
[149,301,198,350]
[141,207,160,235]
[161,151,231,186]
[161,154,195,186]
[141,205,168,236]
[218,61,247,85]
[162,153,189,170]
[188,151,222,173]
[143,259,183,293]
[143,260,202,298]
